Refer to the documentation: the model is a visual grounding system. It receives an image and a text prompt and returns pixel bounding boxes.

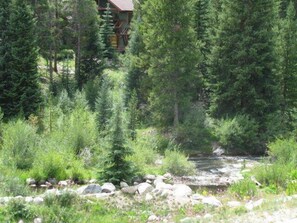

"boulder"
[89,179,97,184]
[191,194,204,200]
[33,197,44,205]
[202,196,222,207]
[145,193,153,201]
[144,174,156,181]
[25,197,34,203]
[148,214,158,222]
[34,218,42,223]
[213,147,225,156]
[58,181,68,187]
[26,178,36,185]
[163,173,172,179]
[121,185,139,194]
[102,183,116,193]
[245,198,264,210]
[155,182,173,190]
[137,182,153,195]
[47,178,57,185]
[120,182,129,188]
[77,184,102,195]
[173,184,192,197]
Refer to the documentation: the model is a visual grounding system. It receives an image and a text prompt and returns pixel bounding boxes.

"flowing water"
[174,156,261,190]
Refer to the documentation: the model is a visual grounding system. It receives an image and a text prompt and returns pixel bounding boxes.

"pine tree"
[208,0,280,149]
[277,1,297,129]
[1,0,42,118]
[0,0,12,118]
[142,0,200,127]
[100,3,115,59]
[96,76,112,133]
[101,100,133,184]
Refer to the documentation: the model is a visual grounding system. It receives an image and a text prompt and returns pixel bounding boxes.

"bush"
[6,199,33,221]
[268,137,297,164]
[0,175,30,196]
[30,150,69,181]
[162,147,196,176]
[1,120,39,170]
[229,178,257,200]
[213,115,260,154]
[175,103,213,152]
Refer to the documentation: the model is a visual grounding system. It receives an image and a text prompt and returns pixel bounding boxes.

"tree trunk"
[173,88,179,127]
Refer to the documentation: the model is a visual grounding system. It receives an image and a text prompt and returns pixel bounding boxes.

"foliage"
[162,147,196,176]
[0,175,30,196]
[175,103,213,152]
[229,178,257,200]
[1,119,39,170]
[268,137,297,164]
[142,0,200,127]
[6,199,33,221]
[100,100,134,184]
[127,90,139,140]
[213,115,261,154]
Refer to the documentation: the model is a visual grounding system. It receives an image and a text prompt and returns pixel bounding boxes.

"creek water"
[174,156,261,190]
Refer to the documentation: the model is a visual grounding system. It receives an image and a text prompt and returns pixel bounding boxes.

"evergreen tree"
[1,0,42,118]
[0,0,12,118]
[127,90,138,140]
[277,1,297,129]
[100,3,115,59]
[96,77,112,133]
[208,0,280,149]
[101,100,133,184]
[142,0,200,127]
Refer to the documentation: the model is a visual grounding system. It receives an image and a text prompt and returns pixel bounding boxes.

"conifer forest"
[1,0,297,222]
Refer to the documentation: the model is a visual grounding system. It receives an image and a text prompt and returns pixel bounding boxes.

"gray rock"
[33,197,44,205]
[245,198,263,210]
[145,193,153,201]
[102,183,116,193]
[173,184,192,197]
[213,147,225,156]
[163,173,172,179]
[120,181,129,188]
[191,194,204,200]
[202,196,222,207]
[58,180,68,187]
[34,218,42,223]
[137,182,153,195]
[144,174,156,181]
[121,185,139,194]
[48,178,57,185]
[26,178,36,185]
[25,197,33,203]
[227,201,242,208]
[94,192,115,199]
[77,184,102,195]
[0,197,12,204]
[148,214,158,222]
[155,182,173,190]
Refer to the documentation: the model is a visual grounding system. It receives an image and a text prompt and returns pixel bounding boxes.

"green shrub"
[57,89,73,114]
[286,181,297,195]
[268,137,297,164]
[213,115,260,154]
[229,178,257,200]
[44,191,79,207]
[0,175,30,196]
[7,199,33,221]
[175,103,213,152]
[162,148,196,176]
[30,150,68,181]
[1,120,39,170]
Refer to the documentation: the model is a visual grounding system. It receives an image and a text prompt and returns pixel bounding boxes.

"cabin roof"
[109,0,134,11]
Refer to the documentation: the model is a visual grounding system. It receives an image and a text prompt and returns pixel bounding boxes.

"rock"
[155,182,173,190]
[144,174,156,181]
[94,192,115,199]
[26,178,36,185]
[48,178,57,185]
[148,214,158,222]
[120,182,129,188]
[137,182,153,195]
[202,196,222,207]
[191,194,204,200]
[25,197,33,203]
[34,218,42,223]
[58,180,68,187]
[227,201,242,208]
[0,197,12,204]
[145,193,153,201]
[133,182,139,186]
[146,180,152,184]
[163,173,172,179]
[89,179,97,184]
[33,197,44,205]
[44,189,59,196]
[102,183,116,193]
[40,184,48,189]
[77,184,102,195]
[173,184,192,197]
[245,198,264,210]
[121,186,139,194]
[213,147,225,156]
[18,220,24,223]
[30,184,37,188]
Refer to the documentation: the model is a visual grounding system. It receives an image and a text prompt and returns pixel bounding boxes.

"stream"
[174,156,261,190]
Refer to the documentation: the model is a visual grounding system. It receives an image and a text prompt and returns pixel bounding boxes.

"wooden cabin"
[96,0,134,52]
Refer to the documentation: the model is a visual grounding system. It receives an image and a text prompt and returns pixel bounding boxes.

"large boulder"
[137,183,154,195]
[121,185,139,194]
[172,184,192,197]
[102,183,116,193]
[202,196,222,207]
[144,174,156,181]
[76,184,102,195]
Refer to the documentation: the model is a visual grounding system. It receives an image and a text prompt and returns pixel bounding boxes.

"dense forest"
[1,0,297,222]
